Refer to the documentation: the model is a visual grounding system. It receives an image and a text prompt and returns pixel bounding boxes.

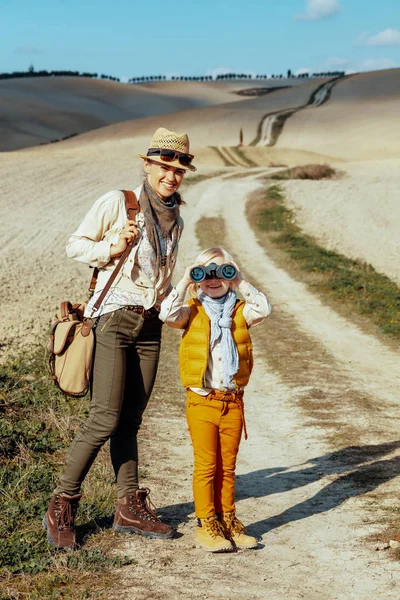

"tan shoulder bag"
[49,190,139,397]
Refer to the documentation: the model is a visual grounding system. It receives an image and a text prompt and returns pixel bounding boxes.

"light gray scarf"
[199,289,239,388]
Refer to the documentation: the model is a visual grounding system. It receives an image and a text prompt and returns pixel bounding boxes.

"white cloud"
[294,0,341,21]
[295,67,311,75]
[360,58,397,71]
[357,28,400,46]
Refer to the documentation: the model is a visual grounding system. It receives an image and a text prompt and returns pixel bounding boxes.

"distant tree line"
[128,75,167,83]
[0,65,346,83]
[128,75,214,82]
[171,75,213,81]
[307,71,345,78]
[129,70,346,83]
[0,65,120,81]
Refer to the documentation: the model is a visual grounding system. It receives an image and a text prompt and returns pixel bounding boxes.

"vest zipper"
[202,319,210,388]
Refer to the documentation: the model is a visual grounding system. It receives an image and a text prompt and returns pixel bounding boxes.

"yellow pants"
[186,390,243,519]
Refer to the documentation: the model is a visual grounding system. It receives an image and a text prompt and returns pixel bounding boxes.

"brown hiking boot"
[113,488,174,539]
[42,493,81,550]
[220,511,258,549]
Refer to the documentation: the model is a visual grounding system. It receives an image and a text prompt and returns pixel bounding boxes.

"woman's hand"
[110,220,138,257]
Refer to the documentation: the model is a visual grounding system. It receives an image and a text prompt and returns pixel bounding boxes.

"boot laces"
[226,514,245,534]
[128,488,159,522]
[54,495,78,531]
[205,518,225,539]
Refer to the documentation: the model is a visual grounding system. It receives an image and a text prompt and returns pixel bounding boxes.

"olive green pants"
[55,309,162,498]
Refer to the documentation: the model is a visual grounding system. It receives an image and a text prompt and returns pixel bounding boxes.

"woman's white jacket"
[66,184,184,309]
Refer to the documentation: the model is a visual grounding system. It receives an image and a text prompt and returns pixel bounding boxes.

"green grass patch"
[270,163,336,180]
[255,184,400,338]
[0,347,134,598]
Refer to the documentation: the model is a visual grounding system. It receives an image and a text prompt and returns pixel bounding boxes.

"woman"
[43,127,196,550]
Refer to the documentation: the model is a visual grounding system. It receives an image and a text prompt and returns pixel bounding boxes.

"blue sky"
[1,0,399,79]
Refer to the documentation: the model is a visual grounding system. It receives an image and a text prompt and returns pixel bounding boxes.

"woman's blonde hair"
[188,246,236,297]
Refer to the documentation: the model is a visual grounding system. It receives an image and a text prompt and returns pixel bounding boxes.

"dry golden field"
[1,70,399,599]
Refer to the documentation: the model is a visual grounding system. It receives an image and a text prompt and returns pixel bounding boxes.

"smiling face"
[198,257,232,299]
[144,159,185,199]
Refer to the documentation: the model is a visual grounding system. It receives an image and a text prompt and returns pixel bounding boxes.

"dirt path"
[1,151,399,597]
[116,176,400,599]
[254,76,343,146]
[195,175,400,405]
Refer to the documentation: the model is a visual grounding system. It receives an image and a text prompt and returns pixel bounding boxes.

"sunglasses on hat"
[146,148,194,168]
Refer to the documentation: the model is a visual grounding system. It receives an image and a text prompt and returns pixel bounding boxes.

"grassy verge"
[270,163,336,180]
[194,215,376,445]
[249,184,400,339]
[0,346,134,599]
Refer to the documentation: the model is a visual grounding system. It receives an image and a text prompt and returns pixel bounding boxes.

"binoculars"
[190,262,237,283]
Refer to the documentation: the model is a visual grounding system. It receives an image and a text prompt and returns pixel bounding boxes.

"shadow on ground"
[160,440,400,538]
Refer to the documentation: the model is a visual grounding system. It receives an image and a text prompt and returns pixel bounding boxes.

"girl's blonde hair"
[188,246,236,297]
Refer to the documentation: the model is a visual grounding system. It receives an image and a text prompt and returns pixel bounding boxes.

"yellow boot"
[195,516,234,552]
[221,512,258,549]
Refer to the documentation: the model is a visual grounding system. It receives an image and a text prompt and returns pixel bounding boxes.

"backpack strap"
[123,189,140,221]
[60,301,73,320]
[88,190,139,308]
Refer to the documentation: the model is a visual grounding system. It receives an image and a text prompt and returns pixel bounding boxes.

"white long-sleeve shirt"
[159,280,272,393]
[66,184,183,315]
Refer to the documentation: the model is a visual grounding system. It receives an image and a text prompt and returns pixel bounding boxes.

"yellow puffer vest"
[179,298,253,390]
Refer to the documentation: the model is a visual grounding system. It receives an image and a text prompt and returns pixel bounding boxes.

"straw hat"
[139,127,197,171]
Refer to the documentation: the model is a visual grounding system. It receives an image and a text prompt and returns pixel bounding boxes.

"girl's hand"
[230,261,243,288]
[176,264,197,292]
[110,220,138,257]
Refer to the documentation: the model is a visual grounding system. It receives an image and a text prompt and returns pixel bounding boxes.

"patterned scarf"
[138,179,180,278]
[199,289,239,388]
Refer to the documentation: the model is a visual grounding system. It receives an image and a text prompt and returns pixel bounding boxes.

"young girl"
[160,247,272,552]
